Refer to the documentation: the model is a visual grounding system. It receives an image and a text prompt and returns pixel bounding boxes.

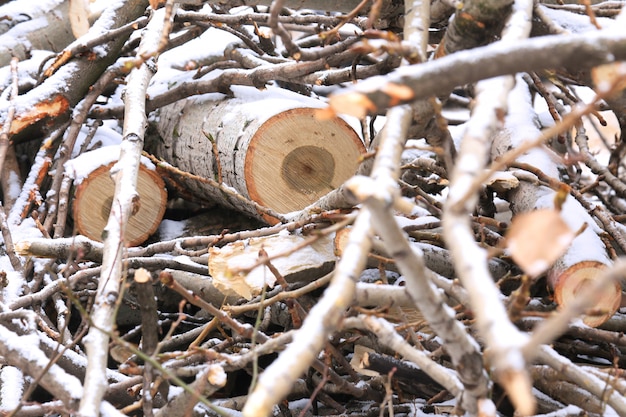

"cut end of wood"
[13,241,30,256]
[550,261,622,327]
[73,163,167,246]
[11,95,70,135]
[245,108,364,222]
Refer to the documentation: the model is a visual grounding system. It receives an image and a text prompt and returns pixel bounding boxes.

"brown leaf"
[505,208,576,277]
[329,92,376,118]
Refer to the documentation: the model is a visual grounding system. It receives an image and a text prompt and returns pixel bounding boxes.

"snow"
[11,60,78,117]
[1,264,25,305]
[38,332,128,383]
[70,121,123,157]
[158,27,240,70]
[0,17,46,55]
[4,170,21,202]
[64,144,156,184]
[538,5,616,33]
[149,27,241,98]
[0,0,62,16]
[76,0,125,44]
[151,29,365,136]
[172,255,200,267]
[157,219,186,241]
[0,51,51,101]
[0,326,84,400]
[0,366,23,410]
[394,214,440,229]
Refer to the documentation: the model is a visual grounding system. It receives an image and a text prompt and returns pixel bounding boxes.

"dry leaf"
[485,171,519,193]
[69,0,91,38]
[328,92,377,118]
[206,364,227,387]
[505,208,576,277]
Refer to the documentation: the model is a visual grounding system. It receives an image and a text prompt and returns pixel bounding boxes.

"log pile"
[154,86,365,223]
[1,1,626,417]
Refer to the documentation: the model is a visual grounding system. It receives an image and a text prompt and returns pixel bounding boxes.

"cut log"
[73,162,166,246]
[492,80,620,327]
[548,261,621,327]
[154,86,365,223]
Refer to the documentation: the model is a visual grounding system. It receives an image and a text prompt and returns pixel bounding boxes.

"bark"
[329,29,626,117]
[79,3,156,416]
[442,0,536,413]
[0,0,148,140]
[349,106,492,414]
[491,78,620,327]
[436,0,514,57]
[154,87,364,222]
[0,0,75,67]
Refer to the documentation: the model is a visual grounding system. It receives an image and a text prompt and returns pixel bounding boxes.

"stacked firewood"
[0,1,626,416]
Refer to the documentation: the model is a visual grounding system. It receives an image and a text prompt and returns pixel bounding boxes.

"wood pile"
[1,1,626,417]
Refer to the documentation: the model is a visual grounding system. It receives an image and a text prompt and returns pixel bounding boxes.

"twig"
[536,345,626,415]
[79,7,165,416]
[242,209,374,417]
[0,57,18,176]
[0,202,22,272]
[442,0,536,413]
[225,272,333,316]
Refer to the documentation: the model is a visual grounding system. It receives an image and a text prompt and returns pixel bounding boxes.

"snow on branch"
[79,5,163,416]
[329,29,626,117]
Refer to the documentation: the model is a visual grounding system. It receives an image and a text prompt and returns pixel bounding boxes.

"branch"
[0,326,82,410]
[0,0,149,140]
[536,345,626,415]
[343,315,463,397]
[442,0,536,413]
[329,29,626,117]
[78,6,162,416]
[347,105,492,414]
[242,210,373,417]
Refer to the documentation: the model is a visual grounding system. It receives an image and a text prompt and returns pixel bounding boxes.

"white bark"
[78,7,163,417]
[242,210,373,417]
[155,86,364,221]
[351,105,492,414]
[442,0,535,413]
[492,77,619,327]
[343,315,464,396]
[536,345,626,416]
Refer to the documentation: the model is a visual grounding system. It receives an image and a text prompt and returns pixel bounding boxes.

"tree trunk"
[154,86,365,223]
